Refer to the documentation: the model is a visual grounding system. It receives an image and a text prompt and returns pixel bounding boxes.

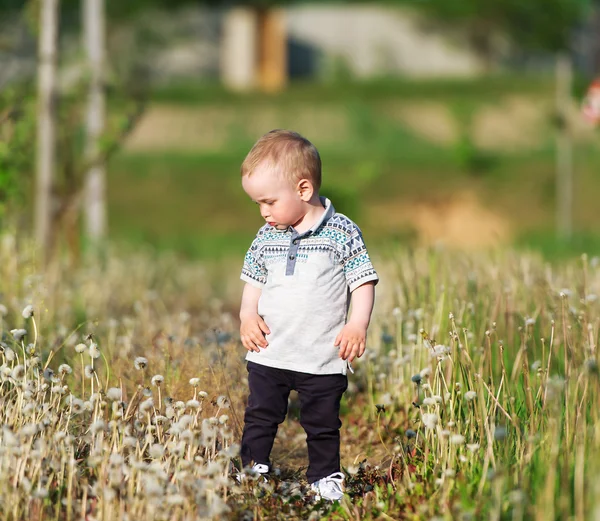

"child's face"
[242,163,309,230]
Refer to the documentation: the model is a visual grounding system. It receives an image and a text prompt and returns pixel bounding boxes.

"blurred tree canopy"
[390,0,592,57]
[0,0,298,18]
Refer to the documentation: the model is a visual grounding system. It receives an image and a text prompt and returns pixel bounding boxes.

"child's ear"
[297,179,314,201]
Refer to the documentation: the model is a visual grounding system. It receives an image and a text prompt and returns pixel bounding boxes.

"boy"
[238,129,378,501]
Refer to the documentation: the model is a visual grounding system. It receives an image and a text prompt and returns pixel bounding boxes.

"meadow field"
[107,76,600,260]
[1,233,599,520]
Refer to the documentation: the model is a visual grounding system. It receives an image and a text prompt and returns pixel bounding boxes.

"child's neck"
[292,195,326,234]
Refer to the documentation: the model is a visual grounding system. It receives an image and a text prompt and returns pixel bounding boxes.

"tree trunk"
[257,8,287,93]
[83,0,106,242]
[35,0,59,262]
[555,52,573,240]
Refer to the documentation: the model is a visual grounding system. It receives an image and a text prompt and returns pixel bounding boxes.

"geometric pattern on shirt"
[242,210,378,289]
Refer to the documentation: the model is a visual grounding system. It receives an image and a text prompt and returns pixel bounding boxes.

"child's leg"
[241,361,292,469]
[296,373,348,483]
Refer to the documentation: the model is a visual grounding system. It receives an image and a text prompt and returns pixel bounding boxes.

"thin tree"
[35,0,59,261]
[83,0,106,242]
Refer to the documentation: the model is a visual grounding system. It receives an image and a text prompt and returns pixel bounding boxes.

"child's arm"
[335,281,376,362]
[240,283,271,352]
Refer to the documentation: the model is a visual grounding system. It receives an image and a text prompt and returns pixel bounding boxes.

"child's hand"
[240,313,271,352]
[335,321,367,362]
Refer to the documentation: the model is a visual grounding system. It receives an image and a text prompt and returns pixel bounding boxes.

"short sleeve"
[343,225,379,292]
[240,237,267,288]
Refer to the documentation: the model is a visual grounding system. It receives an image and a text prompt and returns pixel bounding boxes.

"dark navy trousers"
[240,361,348,484]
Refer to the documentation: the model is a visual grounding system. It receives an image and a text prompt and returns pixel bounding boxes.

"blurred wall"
[286,5,484,78]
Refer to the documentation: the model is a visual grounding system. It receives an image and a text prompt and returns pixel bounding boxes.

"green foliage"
[0,87,36,224]
[392,0,591,54]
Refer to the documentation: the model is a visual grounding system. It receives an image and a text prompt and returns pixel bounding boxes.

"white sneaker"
[310,472,345,501]
[236,463,269,483]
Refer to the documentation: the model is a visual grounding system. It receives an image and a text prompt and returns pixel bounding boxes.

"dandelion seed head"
[88,343,100,359]
[151,374,164,386]
[106,388,122,401]
[58,364,72,375]
[75,343,87,354]
[22,305,34,319]
[422,397,436,407]
[149,444,165,459]
[189,377,200,387]
[420,367,431,378]
[464,390,477,401]
[84,365,95,379]
[10,329,27,342]
[4,347,15,361]
[123,436,137,448]
[186,399,200,410]
[139,398,154,414]
[422,413,439,430]
[11,365,25,380]
[70,398,85,415]
[90,420,106,434]
[198,391,208,399]
[216,395,230,409]
[134,357,148,370]
[450,434,465,445]
[467,443,480,452]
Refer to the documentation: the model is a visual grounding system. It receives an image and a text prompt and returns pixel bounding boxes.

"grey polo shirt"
[240,197,379,375]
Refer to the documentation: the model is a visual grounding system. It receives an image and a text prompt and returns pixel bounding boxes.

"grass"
[1,236,600,519]
[104,75,600,261]
[148,74,557,106]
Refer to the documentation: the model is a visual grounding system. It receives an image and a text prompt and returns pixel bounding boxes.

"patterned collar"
[271,196,335,237]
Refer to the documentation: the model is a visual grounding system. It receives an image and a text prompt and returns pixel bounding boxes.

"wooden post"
[35,0,59,261]
[257,8,287,93]
[83,0,107,241]
[555,53,573,241]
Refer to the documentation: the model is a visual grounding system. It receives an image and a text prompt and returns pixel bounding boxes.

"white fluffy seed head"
[422,413,439,430]
[450,434,465,445]
[134,357,148,370]
[22,305,34,319]
[464,390,477,401]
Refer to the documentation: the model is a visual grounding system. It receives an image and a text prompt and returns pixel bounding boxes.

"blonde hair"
[241,129,321,190]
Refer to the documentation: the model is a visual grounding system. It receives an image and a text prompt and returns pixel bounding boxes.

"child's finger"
[250,331,267,348]
[252,327,268,346]
[334,332,342,347]
[348,343,359,362]
[241,335,256,352]
[258,317,271,335]
[339,338,350,359]
[357,341,366,358]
